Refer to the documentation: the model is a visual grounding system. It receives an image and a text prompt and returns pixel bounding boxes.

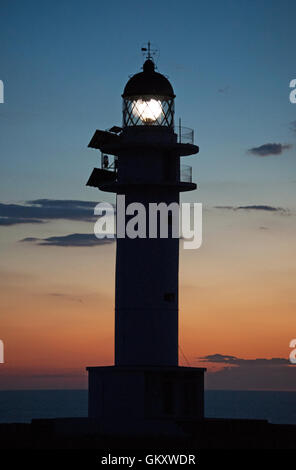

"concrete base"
[87,366,205,436]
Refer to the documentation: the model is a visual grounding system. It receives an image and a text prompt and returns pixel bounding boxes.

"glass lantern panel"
[123,97,174,127]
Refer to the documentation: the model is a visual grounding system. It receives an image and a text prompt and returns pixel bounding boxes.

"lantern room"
[122,58,175,128]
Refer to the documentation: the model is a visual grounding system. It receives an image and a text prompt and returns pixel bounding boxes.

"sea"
[0,390,295,425]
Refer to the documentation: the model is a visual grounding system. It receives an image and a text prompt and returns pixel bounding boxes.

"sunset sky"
[0,0,295,390]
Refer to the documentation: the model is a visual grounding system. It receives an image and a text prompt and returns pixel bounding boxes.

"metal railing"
[174,125,194,144]
[180,164,192,183]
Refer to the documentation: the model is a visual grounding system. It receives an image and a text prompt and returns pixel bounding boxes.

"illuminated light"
[133,98,163,123]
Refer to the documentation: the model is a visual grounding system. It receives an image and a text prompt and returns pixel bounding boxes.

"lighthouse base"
[86,366,205,436]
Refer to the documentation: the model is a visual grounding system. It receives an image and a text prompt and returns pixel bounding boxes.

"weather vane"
[141,41,158,62]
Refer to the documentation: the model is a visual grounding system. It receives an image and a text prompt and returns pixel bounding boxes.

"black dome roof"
[122,59,175,98]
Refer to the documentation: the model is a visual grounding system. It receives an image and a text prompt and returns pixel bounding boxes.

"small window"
[164,292,175,302]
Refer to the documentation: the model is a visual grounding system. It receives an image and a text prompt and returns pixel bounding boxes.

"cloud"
[0,217,44,226]
[215,205,286,213]
[197,354,295,390]
[0,199,113,226]
[21,233,115,247]
[198,354,290,366]
[248,143,292,156]
[48,293,84,303]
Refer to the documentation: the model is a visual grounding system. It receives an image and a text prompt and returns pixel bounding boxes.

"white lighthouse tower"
[86,46,205,435]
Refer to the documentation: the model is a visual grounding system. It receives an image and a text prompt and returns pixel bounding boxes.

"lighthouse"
[86,46,205,434]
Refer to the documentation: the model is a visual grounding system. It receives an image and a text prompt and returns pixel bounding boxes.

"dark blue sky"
[0,0,295,207]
